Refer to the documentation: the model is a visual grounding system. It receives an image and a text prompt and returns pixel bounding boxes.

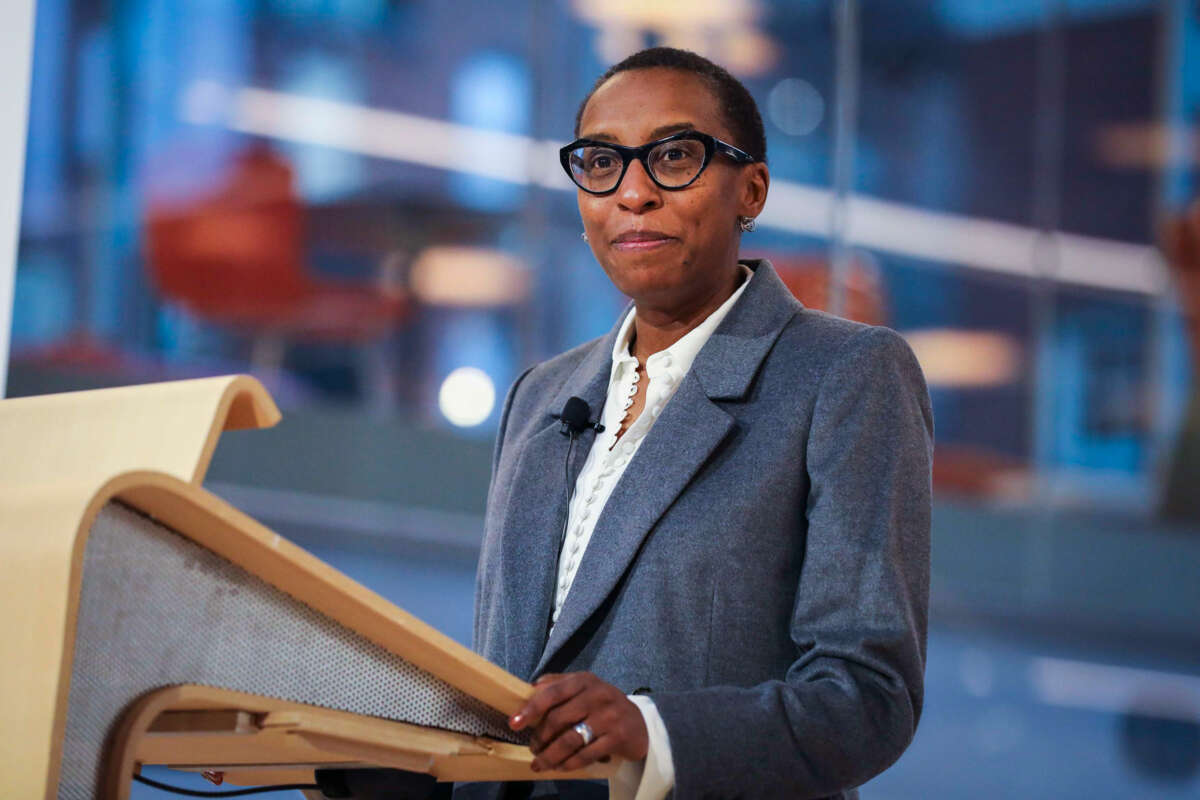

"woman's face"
[575,68,769,312]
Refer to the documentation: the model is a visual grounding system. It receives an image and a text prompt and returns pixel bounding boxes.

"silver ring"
[573,721,594,748]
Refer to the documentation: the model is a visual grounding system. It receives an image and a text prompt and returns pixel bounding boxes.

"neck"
[629,264,743,363]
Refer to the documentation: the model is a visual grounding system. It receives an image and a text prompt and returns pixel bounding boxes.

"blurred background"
[5,0,1200,797]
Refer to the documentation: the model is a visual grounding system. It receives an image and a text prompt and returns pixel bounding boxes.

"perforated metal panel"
[58,502,520,799]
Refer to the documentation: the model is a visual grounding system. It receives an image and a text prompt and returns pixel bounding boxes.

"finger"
[520,673,570,733]
[530,694,592,753]
[510,674,589,730]
[511,678,574,730]
[557,735,618,773]
[532,724,606,772]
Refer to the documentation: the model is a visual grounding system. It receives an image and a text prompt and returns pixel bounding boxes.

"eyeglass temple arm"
[716,141,756,163]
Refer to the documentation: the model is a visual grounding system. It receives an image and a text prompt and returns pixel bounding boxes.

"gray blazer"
[469,260,933,800]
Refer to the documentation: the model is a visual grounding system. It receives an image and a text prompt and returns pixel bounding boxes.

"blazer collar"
[689,259,801,400]
[546,258,800,413]
[527,258,801,676]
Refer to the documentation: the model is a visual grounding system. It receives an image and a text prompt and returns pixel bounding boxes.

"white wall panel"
[0,0,37,397]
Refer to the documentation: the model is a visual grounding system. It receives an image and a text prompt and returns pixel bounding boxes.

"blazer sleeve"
[648,325,933,799]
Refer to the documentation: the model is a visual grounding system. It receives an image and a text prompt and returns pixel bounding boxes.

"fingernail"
[509,714,523,728]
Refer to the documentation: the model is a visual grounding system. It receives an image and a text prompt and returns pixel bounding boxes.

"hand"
[508,671,649,773]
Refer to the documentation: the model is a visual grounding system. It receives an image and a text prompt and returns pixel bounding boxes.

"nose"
[616,158,663,214]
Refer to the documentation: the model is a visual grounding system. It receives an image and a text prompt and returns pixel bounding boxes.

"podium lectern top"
[0,374,280,488]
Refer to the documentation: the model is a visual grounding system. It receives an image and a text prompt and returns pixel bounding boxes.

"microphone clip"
[555,396,605,437]
[558,420,605,436]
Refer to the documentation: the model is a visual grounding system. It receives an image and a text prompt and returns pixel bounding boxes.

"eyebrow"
[580,121,697,144]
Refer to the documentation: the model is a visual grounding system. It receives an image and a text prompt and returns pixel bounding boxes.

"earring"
[580,231,589,242]
[738,216,757,233]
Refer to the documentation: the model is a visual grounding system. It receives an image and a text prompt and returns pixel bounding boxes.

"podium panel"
[60,501,517,799]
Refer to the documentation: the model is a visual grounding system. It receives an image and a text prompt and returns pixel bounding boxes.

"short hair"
[573,47,767,164]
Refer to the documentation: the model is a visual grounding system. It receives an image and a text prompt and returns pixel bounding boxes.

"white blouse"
[551,266,753,800]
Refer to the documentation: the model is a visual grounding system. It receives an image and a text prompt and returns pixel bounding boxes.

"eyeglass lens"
[567,139,707,193]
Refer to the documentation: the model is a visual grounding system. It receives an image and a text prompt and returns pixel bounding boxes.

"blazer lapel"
[497,317,621,680]
[533,260,800,675]
[534,375,734,676]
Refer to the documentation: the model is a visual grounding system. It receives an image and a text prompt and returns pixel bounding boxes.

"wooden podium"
[0,376,610,799]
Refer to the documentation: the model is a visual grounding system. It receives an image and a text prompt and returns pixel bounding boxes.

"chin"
[607,264,691,302]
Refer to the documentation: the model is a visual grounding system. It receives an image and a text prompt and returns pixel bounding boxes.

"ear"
[737,163,770,219]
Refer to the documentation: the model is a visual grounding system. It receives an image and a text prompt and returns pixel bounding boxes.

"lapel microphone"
[555,396,605,436]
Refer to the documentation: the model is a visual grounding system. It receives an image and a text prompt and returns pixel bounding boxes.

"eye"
[650,140,704,178]
[576,147,621,175]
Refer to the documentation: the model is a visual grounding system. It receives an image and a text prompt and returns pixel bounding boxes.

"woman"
[467,47,932,800]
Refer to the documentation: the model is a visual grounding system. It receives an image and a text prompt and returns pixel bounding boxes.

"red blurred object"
[767,252,887,326]
[144,144,407,345]
[931,444,1029,500]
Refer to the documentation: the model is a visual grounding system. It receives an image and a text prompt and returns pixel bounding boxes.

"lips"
[611,230,676,250]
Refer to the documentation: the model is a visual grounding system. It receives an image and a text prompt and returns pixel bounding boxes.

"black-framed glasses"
[559,130,757,195]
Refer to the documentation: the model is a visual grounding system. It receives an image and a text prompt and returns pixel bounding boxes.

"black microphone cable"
[555,399,585,558]
[133,773,319,797]
[549,397,604,634]
[558,429,578,556]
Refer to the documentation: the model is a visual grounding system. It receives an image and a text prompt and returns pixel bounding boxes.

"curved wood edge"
[106,685,613,799]
[0,488,95,800]
[105,686,204,800]
[106,686,359,799]
[0,374,281,491]
[191,374,282,485]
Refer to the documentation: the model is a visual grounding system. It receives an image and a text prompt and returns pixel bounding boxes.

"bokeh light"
[437,367,495,427]
[767,77,825,136]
